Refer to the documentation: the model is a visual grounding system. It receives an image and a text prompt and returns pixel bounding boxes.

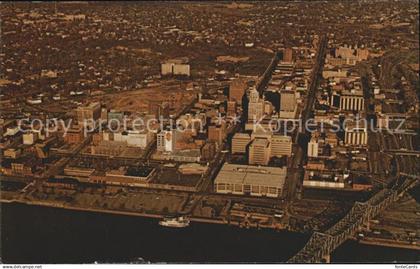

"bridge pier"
[287,172,418,263]
[322,254,331,263]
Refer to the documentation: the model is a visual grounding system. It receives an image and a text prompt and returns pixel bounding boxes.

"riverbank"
[1,178,418,261]
[2,202,418,264]
[0,195,286,230]
[0,202,307,263]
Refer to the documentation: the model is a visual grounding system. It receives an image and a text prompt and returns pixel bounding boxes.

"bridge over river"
[288,175,419,263]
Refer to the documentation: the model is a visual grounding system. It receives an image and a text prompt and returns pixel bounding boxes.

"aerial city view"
[0,1,419,266]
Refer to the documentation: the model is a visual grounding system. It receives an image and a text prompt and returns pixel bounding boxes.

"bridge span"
[287,176,418,263]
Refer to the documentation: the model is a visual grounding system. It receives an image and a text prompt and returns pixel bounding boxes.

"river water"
[1,203,417,263]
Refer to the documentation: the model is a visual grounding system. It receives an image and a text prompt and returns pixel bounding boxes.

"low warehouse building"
[214,163,287,198]
[91,166,157,187]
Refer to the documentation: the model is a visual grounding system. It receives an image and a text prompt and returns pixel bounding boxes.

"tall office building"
[307,138,319,157]
[270,135,292,157]
[157,130,175,152]
[248,101,264,121]
[249,138,271,166]
[231,133,251,154]
[248,87,265,120]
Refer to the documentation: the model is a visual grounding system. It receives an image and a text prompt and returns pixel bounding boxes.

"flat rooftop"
[152,166,201,187]
[126,166,154,177]
[215,163,287,188]
[106,166,155,178]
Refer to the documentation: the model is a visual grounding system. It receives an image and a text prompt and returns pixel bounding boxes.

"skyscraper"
[271,135,292,157]
[248,87,265,120]
[249,138,271,166]
[248,101,264,121]
[231,133,251,154]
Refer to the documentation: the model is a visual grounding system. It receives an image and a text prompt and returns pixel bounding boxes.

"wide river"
[1,203,417,263]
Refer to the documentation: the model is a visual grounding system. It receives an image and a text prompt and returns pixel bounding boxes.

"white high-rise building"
[308,139,319,157]
[157,130,175,152]
[249,138,271,166]
[271,135,292,157]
